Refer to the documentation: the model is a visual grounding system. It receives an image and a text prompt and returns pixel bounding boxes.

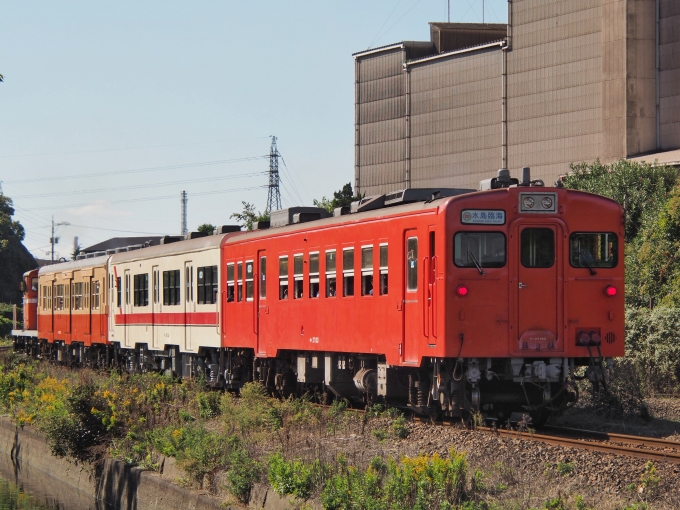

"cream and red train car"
[216,182,624,420]
[107,234,229,375]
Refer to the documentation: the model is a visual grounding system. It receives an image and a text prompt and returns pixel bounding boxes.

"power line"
[22,185,267,212]
[12,171,266,199]
[368,0,405,49]
[5,156,267,185]
[0,136,271,158]
[279,154,309,205]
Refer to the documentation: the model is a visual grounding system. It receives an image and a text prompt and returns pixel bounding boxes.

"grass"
[0,351,677,509]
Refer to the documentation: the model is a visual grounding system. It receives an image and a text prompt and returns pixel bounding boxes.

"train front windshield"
[454,232,506,268]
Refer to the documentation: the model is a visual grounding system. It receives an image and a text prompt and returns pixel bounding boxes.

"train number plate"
[461,210,505,225]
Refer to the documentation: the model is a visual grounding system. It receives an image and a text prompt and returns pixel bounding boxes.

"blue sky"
[0,1,508,260]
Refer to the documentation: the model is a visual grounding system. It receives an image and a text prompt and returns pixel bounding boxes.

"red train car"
[218,178,624,420]
[13,269,39,340]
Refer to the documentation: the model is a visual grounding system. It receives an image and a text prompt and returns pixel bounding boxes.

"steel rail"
[478,427,680,464]
[541,425,680,450]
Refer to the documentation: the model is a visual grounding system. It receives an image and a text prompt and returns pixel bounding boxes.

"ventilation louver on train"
[270,207,330,228]
[350,195,385,213]
[253,220,270,230]
[383,188,475,206]
[160,235,182,245]
[605,332,616,344]
[185,232,209,240]
[213,225,242,235]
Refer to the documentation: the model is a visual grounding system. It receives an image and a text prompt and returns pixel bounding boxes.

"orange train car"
[14,169,625,421]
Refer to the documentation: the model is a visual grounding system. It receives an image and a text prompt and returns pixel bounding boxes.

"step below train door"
[513,223,564,354]
[402,230,420,364]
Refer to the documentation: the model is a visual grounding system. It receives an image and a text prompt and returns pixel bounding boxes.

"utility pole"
[265,136,282,213]
[181,190,188,236]
[50,216,70,263]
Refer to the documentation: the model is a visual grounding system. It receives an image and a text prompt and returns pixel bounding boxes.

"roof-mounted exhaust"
[213,225,242,235]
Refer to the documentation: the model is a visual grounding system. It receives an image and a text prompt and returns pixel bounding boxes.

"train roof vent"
[105,249,117,255]
[293,212,327,224]
[160,235,182,245]
[85,253,95,258]
[253,220,270,230]
[350,195,385,213]
[93,251,106,257]
[384,188,475,206]
[270,207,330,228]
[127,244,142,251]
[334,206,350,217]
[114,247,128,253]
[76,254,86,260]
[185,231,209,240]
[213,225,242,235]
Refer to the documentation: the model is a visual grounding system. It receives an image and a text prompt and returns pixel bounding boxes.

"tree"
[71,242,82,261]
[562,159,677,242]
[313,183,363,213]
[230,202,269,231]
[0,195,37,304]
[197,223,215,235]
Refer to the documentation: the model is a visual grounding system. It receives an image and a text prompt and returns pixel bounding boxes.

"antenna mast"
[265,136,282,213]
[181,190,188,236]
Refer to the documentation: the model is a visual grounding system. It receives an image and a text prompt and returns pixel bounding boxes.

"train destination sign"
[461,210,505,225]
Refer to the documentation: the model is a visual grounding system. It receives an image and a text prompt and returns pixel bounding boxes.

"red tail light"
[605,285,617,297]
[456,284,469,297]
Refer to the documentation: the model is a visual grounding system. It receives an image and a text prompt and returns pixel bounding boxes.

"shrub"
[196,391,221,419]
[225,447,261,503]
[268,452,319,500]
[391,415,410,439]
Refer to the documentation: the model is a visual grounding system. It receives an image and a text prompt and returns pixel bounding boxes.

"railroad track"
[478,425,680,464]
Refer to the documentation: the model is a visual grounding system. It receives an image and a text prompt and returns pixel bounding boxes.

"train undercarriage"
[12,335,608,424]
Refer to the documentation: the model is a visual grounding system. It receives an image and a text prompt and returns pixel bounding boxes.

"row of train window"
[454,231,618,269]
[113,266,219,308]
[226,244,390,302]
[40,281,101,311]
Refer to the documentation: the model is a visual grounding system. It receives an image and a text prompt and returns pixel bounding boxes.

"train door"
[402,231,420,363]
[256,251,267,355]
[514,224,562,352]
[85,277,92,337]
[124,270,132,348]
[425,227,437,344]
[184,262,193,351]
[152,266,160,349]
[49,281,54,334]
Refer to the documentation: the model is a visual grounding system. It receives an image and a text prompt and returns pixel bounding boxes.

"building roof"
[628,149,680,167]
[352,41,433,58]
[81,236,163,253]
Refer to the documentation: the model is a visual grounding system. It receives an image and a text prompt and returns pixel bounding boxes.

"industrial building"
[353,0,680,195]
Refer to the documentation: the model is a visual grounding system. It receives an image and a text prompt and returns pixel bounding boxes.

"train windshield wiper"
[467,250,485,275]
[579,243,597,276]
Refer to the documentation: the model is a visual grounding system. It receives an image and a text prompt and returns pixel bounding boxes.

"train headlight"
[605,285,617,297]
[522,197,534,209]
[541,197,553,209]
[456,284,469,297]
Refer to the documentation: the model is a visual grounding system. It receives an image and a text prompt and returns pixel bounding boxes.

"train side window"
[237,262,243,302]
[343,248,354,297]
[153,271,158,304]
[65,282,70,310]
[31,278,38,292]
[197,266,218,304]
[293,254,304,299]
[134,274,149,307]
[570,233,618,269]
[163,270,181,306]
[227,264,235,302]
[55,284,64,311]
[246,261,254,301]
[325,250,336,297]
[406,237,418,292]
[379,244,388,295]
[454,232,506,268]
[74,282,83,310]
[361,246,373,296]
[125,275,130,306]
[93,280,101,310]
[116,277,121,307]
[211,266,218,303]
[309,252,319,298]
[260,257,267,299]
[521,228,554,268]
[85,281,90,310]
[279,256,289,300]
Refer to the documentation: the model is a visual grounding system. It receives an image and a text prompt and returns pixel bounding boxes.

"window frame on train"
[245,260,254,302]
[406,237,418,292]
[342,247,355,297]
[163,269,181,306]
[279,255,289,300]
[453,231,506,269]
[309,251,320,299]
[325,249,337,298]
[379,243,388,295]
[133,274,149,307]
[361,245,373,296]
[569,232,618,269]
[293,253,304,299]
[226,263,235,302]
